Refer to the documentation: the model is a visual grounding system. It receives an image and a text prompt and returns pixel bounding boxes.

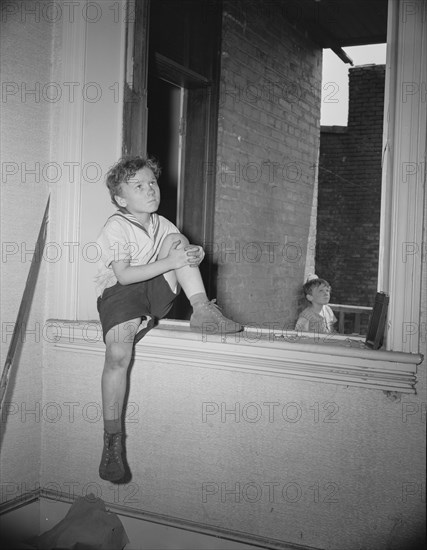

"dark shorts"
[97,275,179,344]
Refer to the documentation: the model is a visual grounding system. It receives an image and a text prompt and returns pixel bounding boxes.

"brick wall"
[316,65,385,311]
[214,0,322,328]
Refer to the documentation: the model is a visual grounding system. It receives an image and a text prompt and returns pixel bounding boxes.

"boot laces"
[103,432,122,465]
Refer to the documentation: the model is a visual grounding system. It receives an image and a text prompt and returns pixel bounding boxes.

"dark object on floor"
[30,495,129,549]
[365,291,389,350]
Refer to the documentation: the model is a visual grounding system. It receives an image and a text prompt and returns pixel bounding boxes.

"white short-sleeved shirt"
[94,210,179,297]
[295,305,337,334]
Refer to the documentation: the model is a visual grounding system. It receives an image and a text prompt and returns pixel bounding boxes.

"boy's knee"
[163,233,189,249]
[105,342,132,369]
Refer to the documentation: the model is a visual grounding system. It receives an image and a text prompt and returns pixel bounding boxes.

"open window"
[122,0,222,319]
[51,0,425,357]
[318,46,386,337]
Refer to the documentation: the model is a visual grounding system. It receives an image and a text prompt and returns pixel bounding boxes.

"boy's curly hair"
[303,277,331,298]
[106,156,161,207]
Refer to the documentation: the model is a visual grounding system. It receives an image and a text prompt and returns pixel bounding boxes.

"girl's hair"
[303,277,331,297]
[105,156,161,207]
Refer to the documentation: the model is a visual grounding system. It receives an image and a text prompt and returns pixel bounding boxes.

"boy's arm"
[111,239,199,285]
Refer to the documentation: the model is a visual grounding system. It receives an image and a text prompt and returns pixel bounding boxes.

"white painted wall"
[40,337,425,549]
[0,0,51,504]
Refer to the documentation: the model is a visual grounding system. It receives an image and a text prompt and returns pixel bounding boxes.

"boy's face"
[307,283,331,306]
[115,167,160,215]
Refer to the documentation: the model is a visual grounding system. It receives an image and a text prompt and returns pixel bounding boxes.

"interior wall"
[0,0,52,504]
[41,340,426,550]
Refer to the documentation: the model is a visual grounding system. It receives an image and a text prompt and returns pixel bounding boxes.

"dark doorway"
[124,0,222,319]
[147,73,189,320]
[147,77,182,228]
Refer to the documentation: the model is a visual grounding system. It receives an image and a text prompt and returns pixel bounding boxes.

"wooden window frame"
[51,0,426,363]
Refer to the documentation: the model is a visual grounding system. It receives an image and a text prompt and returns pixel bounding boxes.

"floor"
[1,497,270,550]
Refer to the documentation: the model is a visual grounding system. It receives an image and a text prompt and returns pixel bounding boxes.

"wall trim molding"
[51,4,88,319]
[48,320,422,393]
[378,0,427,353]
[0,489,39,516]
[0,489,319,550]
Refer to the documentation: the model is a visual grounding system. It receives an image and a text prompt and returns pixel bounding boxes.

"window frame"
[48,319,421,394]
[51,0,426,358]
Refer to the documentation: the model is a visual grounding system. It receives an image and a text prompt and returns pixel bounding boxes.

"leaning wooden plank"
[0,195,50,411]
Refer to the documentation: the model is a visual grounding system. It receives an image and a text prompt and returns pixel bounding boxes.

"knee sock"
[104,418,122,434]
[189,292,208,308]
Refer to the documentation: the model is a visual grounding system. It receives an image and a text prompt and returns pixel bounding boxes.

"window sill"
[48,320,423,394]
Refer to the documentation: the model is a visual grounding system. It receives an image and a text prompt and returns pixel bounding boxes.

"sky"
[321,44,387,126]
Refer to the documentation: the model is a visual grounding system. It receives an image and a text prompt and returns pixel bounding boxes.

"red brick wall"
[213,0,322,328]
[317,65,385,309]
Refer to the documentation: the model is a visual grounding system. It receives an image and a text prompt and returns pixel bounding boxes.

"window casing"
[50,0,426,362]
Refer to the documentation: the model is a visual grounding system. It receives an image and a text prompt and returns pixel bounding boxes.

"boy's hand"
[168,241,204,269]
[184,244,204,267]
